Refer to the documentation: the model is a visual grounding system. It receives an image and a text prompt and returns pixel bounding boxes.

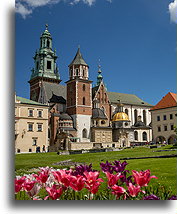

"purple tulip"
[143,194,160,200]
[168,195,177,200]
[72,164,95,176]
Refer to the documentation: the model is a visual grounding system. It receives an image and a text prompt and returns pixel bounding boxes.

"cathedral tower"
[66,48,92,142]
[28,24,61,102]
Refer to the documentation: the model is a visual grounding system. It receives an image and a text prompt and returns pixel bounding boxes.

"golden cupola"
[112,103,129,122]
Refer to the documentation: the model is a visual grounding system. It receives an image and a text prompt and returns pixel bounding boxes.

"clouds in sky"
[169,0,177,24]
[15,0,111,18]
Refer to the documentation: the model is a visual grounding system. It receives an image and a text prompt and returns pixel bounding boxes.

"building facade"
[15,95,49,153]
[150,92,177,144]
[24,25,154,151]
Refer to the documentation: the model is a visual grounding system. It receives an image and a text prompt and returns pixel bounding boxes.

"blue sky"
[15,0,177,105]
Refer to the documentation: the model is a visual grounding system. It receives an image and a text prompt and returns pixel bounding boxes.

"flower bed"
[15,160,177,200]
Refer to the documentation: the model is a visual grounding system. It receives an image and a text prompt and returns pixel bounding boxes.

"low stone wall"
[70,142,93,150]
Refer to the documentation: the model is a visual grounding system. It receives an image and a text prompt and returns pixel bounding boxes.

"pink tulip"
[105,172,122,187]
[132,169,158,187]
[111,185,126,199]
[23,179,36,192]
[69,175,86,191]
[52,170,71,187]
[45,184,63,200]
[84,171,104,194]
[15,176,26,193]
[127,183,141,197]
[33,167,50,184]
[26,184,41,198]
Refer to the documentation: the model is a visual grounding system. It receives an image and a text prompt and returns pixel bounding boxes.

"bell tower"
[66,47,92,142]
[28,24,61,102]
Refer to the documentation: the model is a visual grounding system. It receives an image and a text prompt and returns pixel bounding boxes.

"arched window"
[83,97,85,105]
[143,132,147,141]
[125,109,128,116]
[82,128,87,138]
[134,131,138,141]
[143,110,147,125]
[83,84,86,91]
[47,39,50,48]
[134,109,137,123]
[83,69,85,77]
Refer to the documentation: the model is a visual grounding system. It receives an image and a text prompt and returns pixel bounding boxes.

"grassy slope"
[15,146,177,195]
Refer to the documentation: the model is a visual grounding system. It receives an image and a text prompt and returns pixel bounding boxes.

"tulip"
[143,194,160,200]
[23,179,36,192]
[132,169,158,187]
[26,183,41,198]
[111,185,126,199]
[45,184,63,200]
[15,176,26,193]
[33,167,50,184]
[52,170,71,187]
[105,172,122,187]
[84,171,104,194]
[69,175,86,191]
[127,182,141,197]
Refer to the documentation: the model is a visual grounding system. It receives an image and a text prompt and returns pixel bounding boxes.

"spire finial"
[98,59,101,69]
[78,44,80,49]
[45,23,48,30]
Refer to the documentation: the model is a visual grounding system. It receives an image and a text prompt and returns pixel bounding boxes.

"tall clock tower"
[28,24,61,102]
[66,48,92,142]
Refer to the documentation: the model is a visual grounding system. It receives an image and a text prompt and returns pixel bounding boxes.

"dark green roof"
[69,48,88,66]
[16,96,48,106]
[107,92,153,107]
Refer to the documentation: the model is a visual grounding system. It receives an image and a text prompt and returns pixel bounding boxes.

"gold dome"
[112,112,129,122]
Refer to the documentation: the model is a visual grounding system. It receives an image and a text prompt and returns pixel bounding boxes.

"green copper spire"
[29,24,60,82]
[96,60,103,86]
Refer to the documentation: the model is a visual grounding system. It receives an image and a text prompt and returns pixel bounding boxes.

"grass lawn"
[15,145,177,195]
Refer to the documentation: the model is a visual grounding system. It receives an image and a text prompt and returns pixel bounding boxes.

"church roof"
[49,94,66,104]
[150,92,177,111]
[43,82,66,101]
[16,96,47,106]
[107,92,153,107]
[69,48,88,67]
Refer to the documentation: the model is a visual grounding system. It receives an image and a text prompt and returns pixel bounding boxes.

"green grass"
[15,145,177,195]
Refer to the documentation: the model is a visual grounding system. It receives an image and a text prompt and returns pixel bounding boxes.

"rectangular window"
[164,125,167,131]
[32,138,37,146]
[163,115,166,120]
[28,109,34,117]
[170,114,173,120]
[37,124,42,132]
[157,116,160,121]
[157,126,161,132]
[47,61,51,69]
[28,123,33,132]
[171,124,174,130]
[38,110,42,118]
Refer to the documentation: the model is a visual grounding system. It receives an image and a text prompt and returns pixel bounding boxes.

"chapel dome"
[59,113,72,120]
[112,112,129,122]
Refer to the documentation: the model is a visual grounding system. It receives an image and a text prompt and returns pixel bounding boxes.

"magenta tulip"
[105,172,122,187]
[45,184,63,200]
[132,169,158,187]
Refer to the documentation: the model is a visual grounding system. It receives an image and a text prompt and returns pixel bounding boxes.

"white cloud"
[16,0,112,18]
[15,2,33,19]
[169,0,177,24]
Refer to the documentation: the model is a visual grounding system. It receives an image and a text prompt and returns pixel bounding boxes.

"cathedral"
[28,25,153,151]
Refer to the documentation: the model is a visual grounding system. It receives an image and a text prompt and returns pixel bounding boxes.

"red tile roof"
[150,92,177,111]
